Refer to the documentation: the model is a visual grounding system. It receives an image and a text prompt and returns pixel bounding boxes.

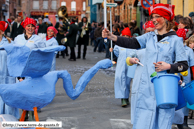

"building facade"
[59,0,87,22]
[20,0,60,19]
[161,0,194,17]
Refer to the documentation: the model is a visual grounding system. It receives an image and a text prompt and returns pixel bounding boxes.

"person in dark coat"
[65,18,79,61]
[77,17,91,59]
[38,18,47,34]
[10,15,24,40]
[55,17,69,58]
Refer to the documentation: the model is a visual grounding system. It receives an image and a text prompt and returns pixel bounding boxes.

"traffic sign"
[141,0,155,10]
[107,3,118,7]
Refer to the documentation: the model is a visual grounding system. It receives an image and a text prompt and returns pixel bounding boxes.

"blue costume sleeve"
[113,45,119,57]
[174,37,187,62]
[189,48,194,66]
[135,33,149,49]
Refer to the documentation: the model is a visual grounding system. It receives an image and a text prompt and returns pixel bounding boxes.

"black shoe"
[68,58,76,61]
[56,55,59,58]
[77,56,80,59]
[83,57,86,60]
[177,124,184,129]
[62,55,65,58]
[183,116,192,129]
[66,54,69,56]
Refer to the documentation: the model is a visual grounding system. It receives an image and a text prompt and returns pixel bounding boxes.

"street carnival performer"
[0,21,20,119]
[13,17,46,120]
[102,3,189,129]
[43,26,59,71]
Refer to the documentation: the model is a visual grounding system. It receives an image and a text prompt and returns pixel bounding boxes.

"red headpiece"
[47,26,58,35]
[0,21,8,32]
[176,28,187,41]
[143,21,155,30]
[121,27,131,37]
[148,3,175,21]
[21,17,36,28]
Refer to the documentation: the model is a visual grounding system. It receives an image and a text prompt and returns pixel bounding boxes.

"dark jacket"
[66,23,79,47]
[4,21,10,36]
[38,23,48,34]
[94,27,103,39]
[77,22,91,46]
[10,22,24,40]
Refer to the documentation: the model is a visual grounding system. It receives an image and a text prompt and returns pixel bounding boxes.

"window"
[71,1,76,11]
[18,0,21,6]
[43,1,48,9]
[61,2,66,6]
[51,1,57,9]
[33,1,39,9]
[83,2,86,11]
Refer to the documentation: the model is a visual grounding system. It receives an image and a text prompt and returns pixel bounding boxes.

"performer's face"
[25,24,35,35]
[151,14,166,31]
[0,30,4,36]
[47,29,54,38]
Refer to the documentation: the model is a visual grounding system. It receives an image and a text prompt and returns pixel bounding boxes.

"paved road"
[26,46,194,129]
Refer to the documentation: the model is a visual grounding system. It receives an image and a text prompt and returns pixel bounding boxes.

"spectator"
[37,17,48,39]
[10,15,24,40]
[90,21,96,46]
[94,22,103,52]
[179,17,193,38]
[128,22,134,36]
[121,23,131,38]
[132,20,141,36]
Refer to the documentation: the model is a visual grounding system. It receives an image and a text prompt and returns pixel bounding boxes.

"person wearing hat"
[102,3,188,128]
[65,18,79,61]
[43,26,59,71]
[13,17,45,50]
[121,23,131,38]
[176,28,194,129]
[37,17,48,39]
[0,21,19,119]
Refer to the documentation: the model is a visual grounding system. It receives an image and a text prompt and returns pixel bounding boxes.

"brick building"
[93,0,137,23]
[60,0,87,22]
[21,0,60,19]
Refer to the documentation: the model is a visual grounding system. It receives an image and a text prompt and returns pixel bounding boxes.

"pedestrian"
[90,21,96,46]
[0,21,19,119]
[10,15,24,40]
[77,17,91,59]
[102,3,188,129]
[93,22,103,52]
[65,18,79,61]
[55,17,69,58]
[37,17,47,39]
[43,26,58,71]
